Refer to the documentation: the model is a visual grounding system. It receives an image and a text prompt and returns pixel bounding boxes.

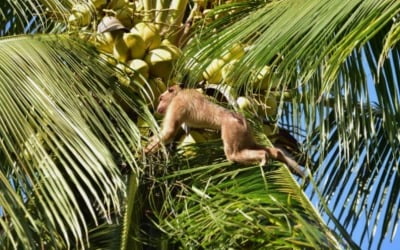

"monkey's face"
[156,85,181,114]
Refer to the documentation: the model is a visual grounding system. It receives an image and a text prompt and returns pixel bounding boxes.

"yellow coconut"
[203,59,225,84]
[114,63,130,86]
[95,32,115,53]
[113,34,129,62]
[190,130,209,142]
[265,96,278,116]
[134,0,144,12]
[116,63,127,71]
[127,59,150,79]
[236,96,252,111]
[131,22,161,50]
[122,32,146,59]
[160,39,182,59]
[255,65,280,90]
[177,130,209,157]
[68,14,80,27]
[68,12,90,27]
[117,74,131,87]
[145,48,174,80]
[148,78,167,106]
[177,134,197,157]
[221,43,245,62]
[221,59,238,85]
[116,6,134,28]
[90,0,107,9]
[109,0,128,10]
[256,65,272,81]
[71,3,91,26]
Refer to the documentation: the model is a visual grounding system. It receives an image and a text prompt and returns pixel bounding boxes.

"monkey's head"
[156,85,182,114]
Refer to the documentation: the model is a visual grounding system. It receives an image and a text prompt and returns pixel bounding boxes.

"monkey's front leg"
[144,120,182,154]
[144,136,161,154]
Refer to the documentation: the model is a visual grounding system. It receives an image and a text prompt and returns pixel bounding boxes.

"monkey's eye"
[168,88,174,93]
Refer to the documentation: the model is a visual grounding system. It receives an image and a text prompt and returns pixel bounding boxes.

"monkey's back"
[175,89,257,151]
[173,89,231,130]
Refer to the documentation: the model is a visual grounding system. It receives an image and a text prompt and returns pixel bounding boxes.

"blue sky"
[303,52,400,250]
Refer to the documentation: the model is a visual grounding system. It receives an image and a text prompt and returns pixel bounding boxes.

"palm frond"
[303,96,400,249]
[87,223,122,250]
[178,0,400,248]
[144,141,343,249]
[1,0,66,35]
[0,34,149,248]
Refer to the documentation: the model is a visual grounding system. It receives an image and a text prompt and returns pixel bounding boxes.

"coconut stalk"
[155,0,171,30]
[141,0,154,21]
[168,0,188,26]
[120,173,140,250]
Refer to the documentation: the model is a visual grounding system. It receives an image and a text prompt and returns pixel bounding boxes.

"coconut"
[236,96,251,111]
[116,7,134,28]
[160,39,182,59]
[145,48,174,80]
[95,32,114,53]
[127,59,149,79]
[148,78,167,105]
[131,22,161,50]
[221,59,238,85]
[68,12,90,27]
[109,0,128,10]
[221,43,245,61]
[265,96,277,116]
[203,59,225,84]
[122,32,146,59]
[113,35,129,62]
[71,3,91,26]
[90,0,107,9]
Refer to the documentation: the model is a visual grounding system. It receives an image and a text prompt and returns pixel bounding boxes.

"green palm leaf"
[1,0,68,35]
[0,34,149,248]
[179,0,400,248]
[149,141,343,248]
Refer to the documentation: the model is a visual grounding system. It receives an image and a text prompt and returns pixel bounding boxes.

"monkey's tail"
[265,147,306,178]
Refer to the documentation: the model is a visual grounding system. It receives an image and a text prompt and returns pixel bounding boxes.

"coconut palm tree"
[0,0,399,249]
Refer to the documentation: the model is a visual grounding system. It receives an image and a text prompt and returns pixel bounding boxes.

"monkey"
[145,85,305,177]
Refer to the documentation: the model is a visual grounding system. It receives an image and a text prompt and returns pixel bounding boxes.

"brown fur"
[145,85,305,177]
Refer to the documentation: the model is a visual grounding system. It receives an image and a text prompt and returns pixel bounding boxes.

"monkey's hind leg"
[265,147,305,177]
[226,149,267,165]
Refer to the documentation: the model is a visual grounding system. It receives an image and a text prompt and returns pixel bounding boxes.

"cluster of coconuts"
[68,0,185,103]
[189,0,246,23]
[96,20,182,85]
[200,43,279,118]
[67,0,280,148]
[184,0,280,122]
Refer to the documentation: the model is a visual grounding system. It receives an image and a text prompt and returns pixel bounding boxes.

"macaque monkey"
[145,85,305,177]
